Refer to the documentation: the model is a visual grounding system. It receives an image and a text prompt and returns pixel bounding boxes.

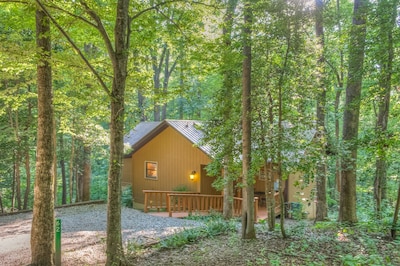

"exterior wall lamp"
[190,170,196,181]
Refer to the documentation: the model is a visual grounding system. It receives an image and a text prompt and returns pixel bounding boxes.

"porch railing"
[143,190,199,213]
[143,190,260,221]
[167,193,259,221]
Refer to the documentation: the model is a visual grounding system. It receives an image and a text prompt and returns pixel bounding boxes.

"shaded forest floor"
[128,218,400,266]
[1,204,399,265]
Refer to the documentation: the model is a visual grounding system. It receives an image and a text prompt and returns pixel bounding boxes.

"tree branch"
[45,3,98,28]
[79,1,117,70]
[35,0,111,96]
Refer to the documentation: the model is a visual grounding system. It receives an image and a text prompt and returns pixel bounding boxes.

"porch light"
[190,170,196,180]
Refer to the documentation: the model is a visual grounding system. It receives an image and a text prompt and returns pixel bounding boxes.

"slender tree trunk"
[53,118,57,205]
[152,45,165,121]
[11,162,15,212]
[23,88,32,210]
[391,178,400,239]
[339,0,368,224]
[30,6,55,265]
[0,193,3,213]
[138,90,146,121]
[69,136,75,203]
[9,109,22,210]
[265,162,275,230]
[241,0,255,239]
[334,0,344,198]
[23,146,31,210]
[315,0,328,221]
[82,145,91,201]
[374,0,397,218]
[221,0,237,220]
[266,91,275,231]
[59,133,67,205]
[223,160,234,219]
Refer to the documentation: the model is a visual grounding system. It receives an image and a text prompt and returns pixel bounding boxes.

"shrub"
[122,185,133,208]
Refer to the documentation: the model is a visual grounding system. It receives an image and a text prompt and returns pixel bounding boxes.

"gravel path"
[0,204,202,265]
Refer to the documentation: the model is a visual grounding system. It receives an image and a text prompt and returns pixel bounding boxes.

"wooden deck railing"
[143,190,283,222]
[167,193,259,221]
[143,190,199,213]
[167,194,223,216]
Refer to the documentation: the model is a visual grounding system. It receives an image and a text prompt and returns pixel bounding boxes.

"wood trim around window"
[145,161,158,180]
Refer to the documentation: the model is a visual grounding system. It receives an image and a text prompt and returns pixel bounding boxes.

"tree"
[373,0,398,218]
[30,5,55,265]
[221,0,238,220]
[241,0,255,239]
[315,0,328,221]
[339,0,368,224]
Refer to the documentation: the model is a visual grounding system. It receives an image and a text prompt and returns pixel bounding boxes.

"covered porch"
[140,190,281,223]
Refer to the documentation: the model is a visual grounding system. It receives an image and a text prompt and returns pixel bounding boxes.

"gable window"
[145,161,158,180]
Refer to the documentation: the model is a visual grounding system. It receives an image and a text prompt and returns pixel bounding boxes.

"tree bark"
[23,86,33,210]
[221,0,237,220]
[59,133,67,205]
[82,145,91,201]
[339,0,368,224]
[334,0,344,197]
[241,0,255,239]
[30,5,55,265]
[391,178,400,239]
[69,136,75,203]
[105,0,129,264]
[315,0,328,221]
[373,0,397,218]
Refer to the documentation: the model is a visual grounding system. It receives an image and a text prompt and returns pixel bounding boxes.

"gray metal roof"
[124,120,212,157]
[124,121,161,147]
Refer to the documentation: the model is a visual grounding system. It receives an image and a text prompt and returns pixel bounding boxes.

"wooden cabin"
[122,119,316,219]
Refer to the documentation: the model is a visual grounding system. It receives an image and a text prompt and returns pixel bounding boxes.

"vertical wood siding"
[131,126,211,203]
[122,158,132,186]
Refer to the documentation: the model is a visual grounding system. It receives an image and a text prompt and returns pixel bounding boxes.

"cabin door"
[200,165,219,195]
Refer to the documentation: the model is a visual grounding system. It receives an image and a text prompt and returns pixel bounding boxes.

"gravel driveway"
[0,204,202,265]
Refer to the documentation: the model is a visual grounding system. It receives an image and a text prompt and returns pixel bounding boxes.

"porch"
[141,190,281,222]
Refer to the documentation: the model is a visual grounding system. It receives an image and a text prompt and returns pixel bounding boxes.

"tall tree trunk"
[315,0,328,221]
[333,0,345,198]
[69,136,75,203]
[138,90,146,121]
[152,45,166,121]
[241,0,255,239]
[391,178,400,239]
[0,193,3,213]
[221,0,238,220]
[9,109,22,210]
[23,146,31,210]
[11,161,15,212]
[339,0,368,224]
[53,118,57,205]
[374,0,397,218]
[82,145,91,201]
[23,86,33,210]
[59,133,67,205]
[31,6,55,265]
[105,0,129,264]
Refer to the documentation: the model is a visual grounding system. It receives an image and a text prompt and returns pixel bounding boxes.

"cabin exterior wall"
[131,126,211,204]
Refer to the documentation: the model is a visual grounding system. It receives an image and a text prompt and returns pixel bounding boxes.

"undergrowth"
[126,213,400,265]
[158,213,237,249]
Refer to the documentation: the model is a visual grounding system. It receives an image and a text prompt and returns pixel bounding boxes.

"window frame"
[145,161,158,180]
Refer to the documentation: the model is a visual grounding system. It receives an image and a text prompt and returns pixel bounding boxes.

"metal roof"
[124,120,212,157]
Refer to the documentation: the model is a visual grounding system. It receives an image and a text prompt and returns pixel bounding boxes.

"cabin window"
[145,161,158,180]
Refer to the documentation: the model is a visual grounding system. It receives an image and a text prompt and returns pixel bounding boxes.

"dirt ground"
[1,205,399,266]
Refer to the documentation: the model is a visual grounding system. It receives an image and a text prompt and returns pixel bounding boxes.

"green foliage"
[90,174,107,202]
[172,184,190,192]
[158,214,237,250]
[121,186,133,208]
